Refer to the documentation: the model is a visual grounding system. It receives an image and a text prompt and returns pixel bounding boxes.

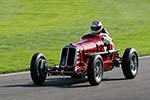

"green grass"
[0,0,150,73]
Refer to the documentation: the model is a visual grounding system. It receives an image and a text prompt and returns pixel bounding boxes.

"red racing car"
[30,33,139,86]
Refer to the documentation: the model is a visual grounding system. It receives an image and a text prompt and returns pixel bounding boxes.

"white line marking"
[139,56,150,59]
[0,56,149,77]
[0,71,29,77]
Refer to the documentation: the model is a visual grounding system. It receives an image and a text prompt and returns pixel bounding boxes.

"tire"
[87,55,103,86]
[30,53,47,85]
[122,48,139,79]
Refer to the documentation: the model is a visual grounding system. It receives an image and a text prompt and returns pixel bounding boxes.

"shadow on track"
[0,77,89,88]
[0,77,127,88]
[102,77,126,81]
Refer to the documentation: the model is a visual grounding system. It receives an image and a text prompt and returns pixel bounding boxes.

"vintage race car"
[30,33,139,86]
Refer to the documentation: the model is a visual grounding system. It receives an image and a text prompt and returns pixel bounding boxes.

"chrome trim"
[65,48,69,66]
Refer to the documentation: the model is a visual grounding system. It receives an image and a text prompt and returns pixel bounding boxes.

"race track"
[0,57,150,100]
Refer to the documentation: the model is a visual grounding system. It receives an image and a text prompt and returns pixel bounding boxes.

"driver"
[90,20,115,50]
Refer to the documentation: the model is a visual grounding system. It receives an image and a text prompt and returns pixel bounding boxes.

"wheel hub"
[95,61,102,81]
[130,55,138,75]
[37,59,47,78]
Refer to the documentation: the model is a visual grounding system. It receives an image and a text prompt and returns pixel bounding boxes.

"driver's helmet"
[91,20,103,34]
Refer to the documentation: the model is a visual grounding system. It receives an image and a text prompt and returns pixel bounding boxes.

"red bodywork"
[60,34,119,73]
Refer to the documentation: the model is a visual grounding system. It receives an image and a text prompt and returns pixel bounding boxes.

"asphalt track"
[0,57,150,100]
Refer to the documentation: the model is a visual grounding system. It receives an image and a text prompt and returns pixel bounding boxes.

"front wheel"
[122,48,139,79]
[30,53,47,85]
[87,55,103,86]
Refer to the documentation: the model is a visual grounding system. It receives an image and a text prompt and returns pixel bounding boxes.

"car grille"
[60,45,77,67]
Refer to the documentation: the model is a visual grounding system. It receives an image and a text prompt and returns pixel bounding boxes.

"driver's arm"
[100,33,112,44]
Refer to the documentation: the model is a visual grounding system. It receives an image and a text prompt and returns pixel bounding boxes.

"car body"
[60,34,118,73]
[30,33,139,86]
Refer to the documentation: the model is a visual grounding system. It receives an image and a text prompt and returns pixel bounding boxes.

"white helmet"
[91,20,103,34]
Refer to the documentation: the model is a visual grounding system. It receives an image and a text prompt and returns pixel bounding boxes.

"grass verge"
[0,0,150,73]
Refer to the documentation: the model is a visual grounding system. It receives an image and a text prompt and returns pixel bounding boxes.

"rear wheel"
[30,53,47,85]
[122,48,139,79]
[87,55,103,86]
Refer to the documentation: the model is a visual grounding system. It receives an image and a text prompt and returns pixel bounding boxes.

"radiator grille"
[60,46,76,67]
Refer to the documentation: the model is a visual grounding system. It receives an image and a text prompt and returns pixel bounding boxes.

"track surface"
[0,57,150,100]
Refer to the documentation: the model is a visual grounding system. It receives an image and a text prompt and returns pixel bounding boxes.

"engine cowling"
[59,34,105,72]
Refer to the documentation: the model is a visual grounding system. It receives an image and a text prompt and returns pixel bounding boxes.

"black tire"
[87,55,103,86]
[30,53,47,85]
[122,48,139,79]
